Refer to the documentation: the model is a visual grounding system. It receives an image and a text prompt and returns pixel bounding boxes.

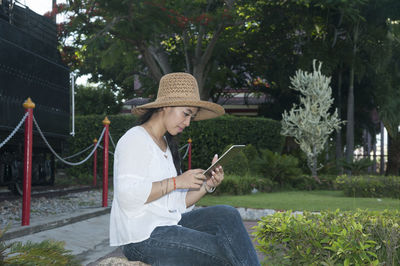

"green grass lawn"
[197,190,400,212]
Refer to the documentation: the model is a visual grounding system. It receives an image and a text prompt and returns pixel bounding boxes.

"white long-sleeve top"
[109,126,192,246]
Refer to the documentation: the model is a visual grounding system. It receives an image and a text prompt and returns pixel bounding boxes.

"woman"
[110,72,260,265]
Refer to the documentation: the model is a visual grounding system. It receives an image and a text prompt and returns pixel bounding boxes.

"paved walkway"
[4,208,265,265]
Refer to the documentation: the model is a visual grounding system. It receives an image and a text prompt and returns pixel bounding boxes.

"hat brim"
[132,100,225,121]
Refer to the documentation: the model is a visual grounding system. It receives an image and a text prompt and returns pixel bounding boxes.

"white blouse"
[109,126,192,246]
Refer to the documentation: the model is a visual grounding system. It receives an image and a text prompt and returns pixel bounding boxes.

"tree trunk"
[335,70,343,173]
[386,133,400,175]
[380,121,385,175]
[346,23,359,165]
[345,64,355,164]
[372,140,377,173]
[308,147,321,183]
[367,130,372,173]
[193,67,211,100]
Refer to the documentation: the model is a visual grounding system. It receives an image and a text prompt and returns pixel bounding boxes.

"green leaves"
[335,174,400,198]
[253,209,400,265]
[281,60,343,177]
[2,238,79,266]
[180,115,284,169]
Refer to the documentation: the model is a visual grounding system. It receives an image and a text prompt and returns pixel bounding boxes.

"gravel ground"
[0,189,113,228]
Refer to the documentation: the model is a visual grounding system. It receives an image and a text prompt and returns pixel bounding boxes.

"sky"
[23,0,63,16]
[23,0,88,84]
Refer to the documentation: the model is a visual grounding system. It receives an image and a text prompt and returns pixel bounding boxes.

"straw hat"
[132,72,225,121]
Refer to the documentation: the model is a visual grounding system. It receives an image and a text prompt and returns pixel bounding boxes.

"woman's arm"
[145,168,206,203]
[145,156,224,206]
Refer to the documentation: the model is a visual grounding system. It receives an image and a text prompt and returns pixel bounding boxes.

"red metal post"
[93,138,98,187]
[22,98,35,226]
[102,117,110,207]
[188,138,192,170]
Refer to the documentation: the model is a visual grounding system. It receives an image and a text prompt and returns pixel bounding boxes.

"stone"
[97,257,150,266]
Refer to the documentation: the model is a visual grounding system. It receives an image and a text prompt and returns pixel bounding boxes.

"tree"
[281,60,343,178]
[74,85,122,115]
[59,0,244,100]
[370,19,400,175]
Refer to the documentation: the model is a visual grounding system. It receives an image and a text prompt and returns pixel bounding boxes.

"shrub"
[253,149,302,188]
[64,114,284,183]
[214,174,274,195]
[219,144,249,176]
[253,209,400,265]
[339,158,375,175]
[1,228,79,265]
[336,175,400,198]
[242,144,259,162]
[181,115,284,169]
[64,114,134,184]
[292,174,339,191]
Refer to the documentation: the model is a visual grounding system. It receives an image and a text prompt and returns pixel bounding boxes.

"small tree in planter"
[281,60,343,180]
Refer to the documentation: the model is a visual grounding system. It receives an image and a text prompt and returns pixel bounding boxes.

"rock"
[97,257,150,266]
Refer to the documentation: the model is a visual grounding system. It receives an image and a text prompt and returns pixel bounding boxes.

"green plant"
[281,60,343,177]
[1,227,79,265]
[181,115,285,169]
[339,158,375,175]
[242,144,259,162]
[293,174,339,191]
[253,149,302,188]
[219,144,249,176]
[214,174,271,195]
[253,209,400,265]
[336,174,400,198]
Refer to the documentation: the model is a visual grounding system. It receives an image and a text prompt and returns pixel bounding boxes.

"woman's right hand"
[176,169,206,189]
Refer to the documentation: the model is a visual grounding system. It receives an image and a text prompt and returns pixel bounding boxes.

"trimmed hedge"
[253,209,400,265]
[336,175,400,199]
[63,114,284,182]
[62,114,135,184]
[180,115,284,169]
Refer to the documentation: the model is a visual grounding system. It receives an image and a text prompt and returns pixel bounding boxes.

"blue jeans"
[122,205,260,266]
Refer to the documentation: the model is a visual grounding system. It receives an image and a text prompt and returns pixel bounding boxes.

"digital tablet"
[203,145,246,179]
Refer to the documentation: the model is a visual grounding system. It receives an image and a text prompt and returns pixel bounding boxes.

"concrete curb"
[3,207,111,241]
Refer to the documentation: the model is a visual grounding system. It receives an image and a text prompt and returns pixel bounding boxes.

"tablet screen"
[203,145,246,178]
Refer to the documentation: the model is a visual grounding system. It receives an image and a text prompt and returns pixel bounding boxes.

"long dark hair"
[136,108,182,175]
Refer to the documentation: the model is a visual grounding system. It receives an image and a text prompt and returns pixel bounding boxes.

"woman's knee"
[211,205,241,220]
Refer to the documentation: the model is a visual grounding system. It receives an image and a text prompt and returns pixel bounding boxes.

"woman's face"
[163,106,198,135]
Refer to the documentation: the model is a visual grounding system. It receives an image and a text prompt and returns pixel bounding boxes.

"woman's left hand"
[206,155,224,189]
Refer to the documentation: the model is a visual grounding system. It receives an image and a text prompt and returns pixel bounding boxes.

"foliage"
[336,175,400,199]
[339,158,375,175]
[52,0,400,174]
[180,115,284,170]
[74,84,123,115]
[218,144,249,176]
[214,174,273,196]
[253,209,400,265]
[58,0,247,100]
[63,114,284,181]
[0,228,79,265]
[253,149,302,188]
[64,114,135,182]
[281,60,343,177]
[292,174,339,191]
